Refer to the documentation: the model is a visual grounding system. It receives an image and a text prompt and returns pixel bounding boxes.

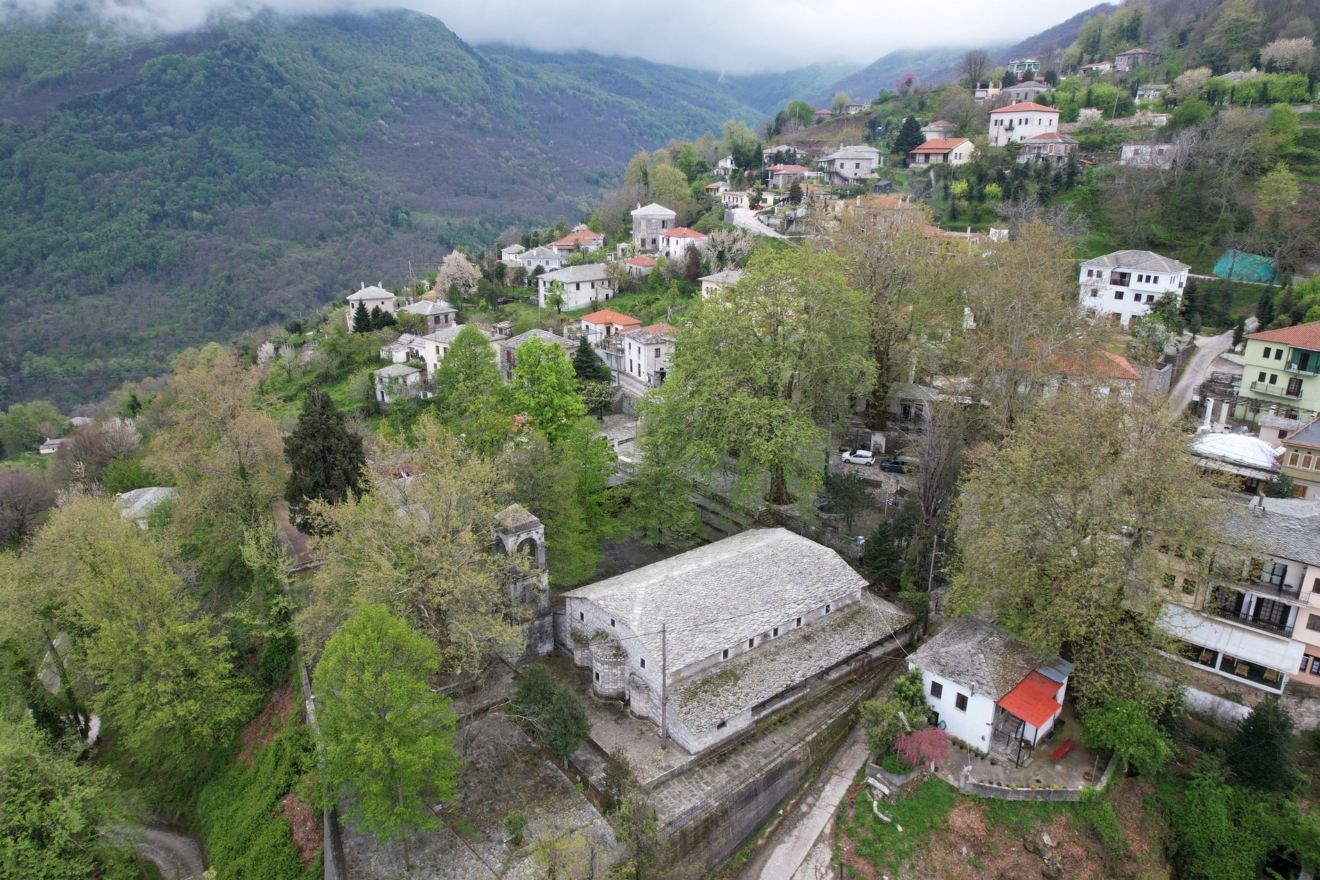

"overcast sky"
[5,0,1103,73]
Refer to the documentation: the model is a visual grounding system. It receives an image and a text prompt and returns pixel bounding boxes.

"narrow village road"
[135,826,206,880]
[738,726,870,880]
[1168,329,1236,415]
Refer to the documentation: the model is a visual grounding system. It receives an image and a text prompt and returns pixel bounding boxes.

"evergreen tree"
[284,389,367,530]
[573,340,609,382]
[1233,317,1246,348]
[506,665,590,761]
[1257,286,1277,328]
[1227,696,1299,792]
[373,308,397,330]
[893,116,924,159]
[352,302,372,334]
[862,519,904,588]
[369,305,384,328]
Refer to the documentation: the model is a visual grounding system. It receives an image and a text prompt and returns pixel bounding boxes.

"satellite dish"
[938,720,948,731]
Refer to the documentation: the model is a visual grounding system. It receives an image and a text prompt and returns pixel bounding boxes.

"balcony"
[1208,590,1296,637]
[1250,380,1301,399]
[1285,362,1320,377]
[1249,578,1303,602]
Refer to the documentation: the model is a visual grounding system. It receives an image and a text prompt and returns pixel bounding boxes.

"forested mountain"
[0,9,764,407]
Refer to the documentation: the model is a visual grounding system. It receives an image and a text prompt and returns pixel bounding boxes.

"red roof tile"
[581,309,641,326]
[989,101,1059,114]
[1247,321,1320,350]
[624,256,656,267]
[641,323,674,334]
[664,227,707,240]
[996,671,1062,729]
[909,137,973,153]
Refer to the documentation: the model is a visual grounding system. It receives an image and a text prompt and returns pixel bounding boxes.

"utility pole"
[661,624,669,750]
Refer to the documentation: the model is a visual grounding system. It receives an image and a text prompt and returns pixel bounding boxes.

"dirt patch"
[835,778,1169,880]
[237,682,297,769]
[279,791,322,866]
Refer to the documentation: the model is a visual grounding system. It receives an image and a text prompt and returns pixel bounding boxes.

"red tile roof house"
[659,227,709,261]
[580,309,642,346]
[768,163,811,188]
[988,101,1060,147]
[547,226,605,254]
[907,137,975,167]
[623,255,656,277]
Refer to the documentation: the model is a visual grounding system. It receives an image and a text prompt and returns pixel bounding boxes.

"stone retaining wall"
[954,752,1121,803]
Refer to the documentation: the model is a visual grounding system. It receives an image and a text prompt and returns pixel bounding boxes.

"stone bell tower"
[492,503,552,658]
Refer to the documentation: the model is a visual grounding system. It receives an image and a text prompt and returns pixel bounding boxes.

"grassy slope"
[0,11,763,409]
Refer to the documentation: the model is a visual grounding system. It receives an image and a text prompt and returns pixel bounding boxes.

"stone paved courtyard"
[342,714,617,879]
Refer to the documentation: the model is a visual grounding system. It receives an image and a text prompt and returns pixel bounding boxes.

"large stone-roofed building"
[562,528,912,754]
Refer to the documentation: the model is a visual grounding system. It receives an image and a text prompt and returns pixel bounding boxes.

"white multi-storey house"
[345,284,396,330]
[817,145,883,185]
[659,227,708,261]
[631,203,677,252]
[536,264,616,310]
[1078,250,1189,329]
[988,102,1060,147]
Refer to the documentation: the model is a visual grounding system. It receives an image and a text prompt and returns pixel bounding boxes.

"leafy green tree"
[545,280,567,313]
[315,603,460,871]
[1257,162,1299,213]
[638,247,872,506]
[0,401,66,458]
[507,664,590,761]
[504,430,603,586]
[822,471,871,530]
[432,325,513,458]
[0,715,137,880]
[787,100,815,127]
[22,496,255,784]
[621,465,703,549]
[573,340,609,382]
[1227,696,1299,792]
[893,116,924,160]
[950,389,1213,714]
[832,91,851,112]
[610,795,659,880]
[352,302,372,334]
[298,418,529,671]
[859,696,905,755]
[1081,699,1173,776]
[284,389,366,531]
[862,519,904,588]
[510,338,587,445]
[892,666,934,725]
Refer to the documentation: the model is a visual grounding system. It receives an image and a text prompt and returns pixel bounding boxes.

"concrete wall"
[918,668,997,752]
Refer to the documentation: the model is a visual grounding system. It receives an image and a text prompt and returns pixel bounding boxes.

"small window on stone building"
[930,681,943,699]
[579,612,585,622]
[722,649,729,660]
[717,720,727,729]
[955,693,969,711]
[748,638,755,649]
[595,671,600,682]
[773,627,779,637]
[796,617,802,627]
[825,604,832,614]
[610,618,616,627]
[640,658,646,668]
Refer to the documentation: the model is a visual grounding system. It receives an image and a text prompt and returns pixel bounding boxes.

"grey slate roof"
[401,299,455,316]
[523,246,560,260]
[1215,500,1320,567]
[632,203,677,217]
[1286,417,1320,449]
[422,326,465,345]
[347,285,394,302]
[374,363,420,379]
[563,528,874,671]
[541,264,611,284]
[674,593,911,734]
[906,617,1040,700]
[698,269,744,285]
[494,503,542,533]
[503,328,574,350]
[1080,250,1190,274]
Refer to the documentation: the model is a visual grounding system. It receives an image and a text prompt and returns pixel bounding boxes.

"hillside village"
[10,2,1320,880]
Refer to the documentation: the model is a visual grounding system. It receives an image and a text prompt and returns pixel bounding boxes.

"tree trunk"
[766,464,793,506]
[399,782,411,872]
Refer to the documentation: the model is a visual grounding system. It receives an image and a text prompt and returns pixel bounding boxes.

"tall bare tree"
[959,49,993,87]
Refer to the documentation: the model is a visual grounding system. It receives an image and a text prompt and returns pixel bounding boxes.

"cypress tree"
[352,302,372,334]
[373,308,397,330]
[573,340,608,382]
[369,305,384,329]
[862,519,904,589]
[284,389,367,532]
[1227,696,1299,793]
[893,116,924,157]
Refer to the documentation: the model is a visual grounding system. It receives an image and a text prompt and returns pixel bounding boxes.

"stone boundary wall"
[953,751,1121,803]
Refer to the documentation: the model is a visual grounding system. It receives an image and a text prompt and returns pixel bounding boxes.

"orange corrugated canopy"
[996,671,1062,730]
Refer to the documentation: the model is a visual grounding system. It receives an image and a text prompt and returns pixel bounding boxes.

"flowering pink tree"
[895,727,950,768]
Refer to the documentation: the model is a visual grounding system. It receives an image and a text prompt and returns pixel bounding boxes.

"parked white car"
[841,449,875,466]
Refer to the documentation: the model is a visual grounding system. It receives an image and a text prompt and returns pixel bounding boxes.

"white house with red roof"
[580,309,642,346]
[548,225,605,254]
[1080,60,1114,74]
[907,137,975,167]
[988,101,1060,147]
[659,227,708,261]
[623,255,656,277]
[1016,131,1078,166]
[1079,249,1190,330]
[921,120,956,141]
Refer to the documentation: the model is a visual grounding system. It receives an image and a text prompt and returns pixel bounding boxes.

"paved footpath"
[136,826,206,880]
[738,725,870,880]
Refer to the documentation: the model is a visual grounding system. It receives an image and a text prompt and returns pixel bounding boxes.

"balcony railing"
[1250,381,1301,399]
[1248,579,1303,601]
[1285,362,1320,377]
[1208,601,1295,637]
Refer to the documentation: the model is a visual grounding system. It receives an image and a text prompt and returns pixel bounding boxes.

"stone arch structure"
[492,503,545,570]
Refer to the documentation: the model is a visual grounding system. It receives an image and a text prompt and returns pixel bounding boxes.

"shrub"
[503,810,529,846]
[894,727,951,768]
[507,665,591,761]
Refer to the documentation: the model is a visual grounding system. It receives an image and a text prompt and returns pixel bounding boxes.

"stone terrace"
[342,714,617,880]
